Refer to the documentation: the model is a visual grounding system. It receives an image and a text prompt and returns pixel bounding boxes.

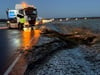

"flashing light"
[21,2,28,8]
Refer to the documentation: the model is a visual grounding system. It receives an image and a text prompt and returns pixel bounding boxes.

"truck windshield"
[25,9,37,15]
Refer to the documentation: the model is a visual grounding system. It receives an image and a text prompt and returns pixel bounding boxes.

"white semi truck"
[6,3,37,29]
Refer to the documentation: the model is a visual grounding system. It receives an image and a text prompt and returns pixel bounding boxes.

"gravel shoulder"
[25,22,100,75]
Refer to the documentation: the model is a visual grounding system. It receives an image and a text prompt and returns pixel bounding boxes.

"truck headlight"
[24,22,29,25]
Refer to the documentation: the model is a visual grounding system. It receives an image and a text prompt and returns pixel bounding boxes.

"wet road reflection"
[21,31,34,50]
[0,29,21,73]
[8,29,41,75]
[31,30,40,46]
[0,29,41,74]
[21,29,40,50]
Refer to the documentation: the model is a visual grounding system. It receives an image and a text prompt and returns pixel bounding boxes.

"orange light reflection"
[32,30,40,45]
[21,2,28,8]
[22,31,32,50]
[21,29,40,50]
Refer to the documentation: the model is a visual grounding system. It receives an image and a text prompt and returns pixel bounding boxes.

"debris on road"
[25,23,100,75]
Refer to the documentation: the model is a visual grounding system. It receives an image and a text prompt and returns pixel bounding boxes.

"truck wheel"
[18,23,23,30]
[18,24,20,30]
[7,24,11,29]
[21,25,24,30]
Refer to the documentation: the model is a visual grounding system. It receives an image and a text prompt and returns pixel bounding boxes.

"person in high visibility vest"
[17,14,26,30]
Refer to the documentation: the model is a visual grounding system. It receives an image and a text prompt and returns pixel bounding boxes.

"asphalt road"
[0,28,35,74]
[0,29,21,70]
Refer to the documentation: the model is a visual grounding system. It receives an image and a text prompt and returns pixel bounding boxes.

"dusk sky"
[0,0,100,18]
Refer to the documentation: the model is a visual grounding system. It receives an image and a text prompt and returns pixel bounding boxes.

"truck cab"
[6,3,37,29]
[19,7,37,27]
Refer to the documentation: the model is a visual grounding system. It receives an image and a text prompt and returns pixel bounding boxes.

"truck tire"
[7,23,11,29]
[21,24,24,30]
[18,23,24,30]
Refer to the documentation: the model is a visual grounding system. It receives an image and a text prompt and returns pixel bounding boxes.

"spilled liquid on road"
[21,29,40,50]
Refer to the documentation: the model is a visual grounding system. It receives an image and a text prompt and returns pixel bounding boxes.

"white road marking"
[4,54,22,75]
